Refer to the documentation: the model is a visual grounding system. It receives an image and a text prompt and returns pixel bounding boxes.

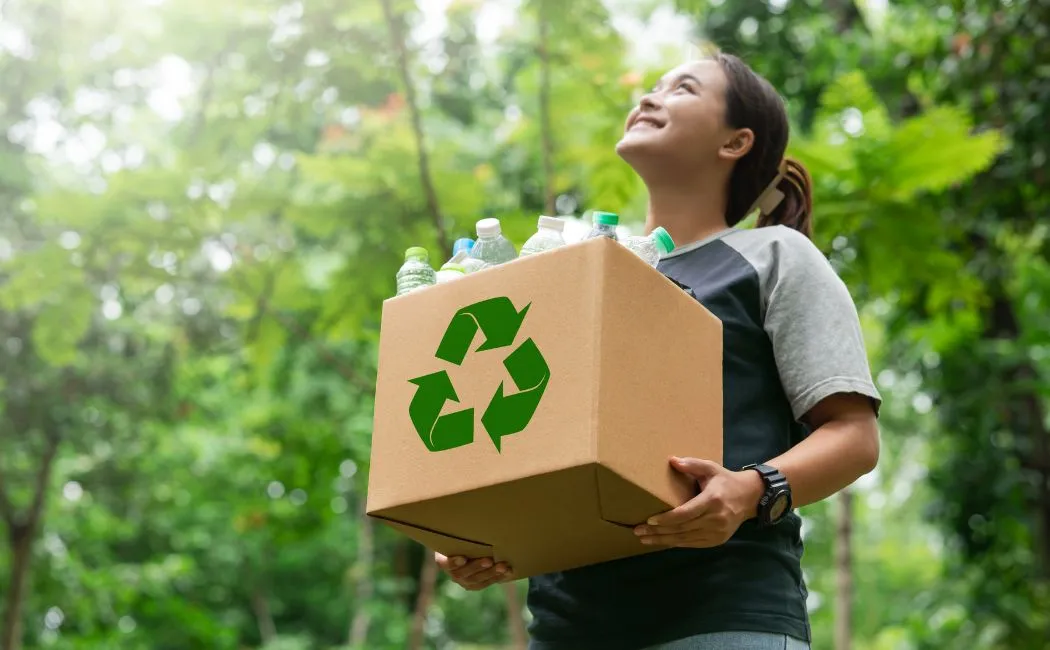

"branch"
[0,468,15,529]
[250,587,278,645]
[379,0,450,254]
[834,488,853,650]
[829,0,868,34]
[502,583,528,650]
[24,431,60,536]
[537,0,556,215]
[349,496,375,647]
[407,554,439,650]
[244,265,278,345]
[214,238,376,395]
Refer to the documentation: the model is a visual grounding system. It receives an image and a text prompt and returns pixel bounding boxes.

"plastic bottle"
[451,237,474,258]
[447,246,487,273]
[435,262,466,284]
[395,247,436,296]
[468,218,518,266]
[586,211,620,241]
[622,226,675,267]
[519,216,567,257]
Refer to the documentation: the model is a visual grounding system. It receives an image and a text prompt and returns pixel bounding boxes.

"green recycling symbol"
[408,297,550,453]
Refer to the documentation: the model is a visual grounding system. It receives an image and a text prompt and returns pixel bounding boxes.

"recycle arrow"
[407,370,475,452]
[435,297,531,365]
[481,337,550,452]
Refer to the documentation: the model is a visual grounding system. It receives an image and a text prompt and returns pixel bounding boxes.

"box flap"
[369,513,496,560]
[594,463,688,527]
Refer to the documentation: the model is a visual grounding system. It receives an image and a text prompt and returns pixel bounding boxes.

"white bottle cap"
[537,215,565,232]
[476,217,502,237]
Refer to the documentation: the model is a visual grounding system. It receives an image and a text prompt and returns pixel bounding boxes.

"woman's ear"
[718,128,755,161]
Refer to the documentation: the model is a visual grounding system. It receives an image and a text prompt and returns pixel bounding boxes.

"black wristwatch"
[742,463,792,526]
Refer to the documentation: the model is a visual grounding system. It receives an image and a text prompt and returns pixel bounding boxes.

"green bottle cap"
[652,227,675,254]
[592,211,619,226]
[440,263,465,273]
[405,246,428,261]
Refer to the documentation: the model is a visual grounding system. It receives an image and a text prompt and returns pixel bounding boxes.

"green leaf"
[246,315,287,383]
[881,107,1006,198]
[32,287,94,367]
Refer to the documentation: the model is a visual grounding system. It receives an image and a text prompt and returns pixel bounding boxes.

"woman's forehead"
[659,59,725,87]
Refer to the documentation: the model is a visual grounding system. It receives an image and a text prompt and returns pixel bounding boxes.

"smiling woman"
[436,51,882,650]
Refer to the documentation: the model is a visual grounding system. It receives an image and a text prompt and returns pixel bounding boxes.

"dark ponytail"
[714,53,815,239]
[756,157,813,239]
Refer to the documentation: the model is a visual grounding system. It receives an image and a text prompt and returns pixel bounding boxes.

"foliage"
[0,0,1045,648]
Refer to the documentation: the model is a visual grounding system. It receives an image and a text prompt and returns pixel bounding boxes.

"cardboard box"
[366,237,723,579]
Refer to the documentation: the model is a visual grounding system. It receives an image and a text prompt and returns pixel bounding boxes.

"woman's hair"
[714,52,814,239]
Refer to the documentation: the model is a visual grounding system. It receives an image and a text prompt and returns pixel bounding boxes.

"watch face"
[769,493,789,521]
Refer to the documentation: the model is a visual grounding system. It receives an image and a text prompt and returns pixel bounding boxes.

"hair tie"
[749,160,788,216]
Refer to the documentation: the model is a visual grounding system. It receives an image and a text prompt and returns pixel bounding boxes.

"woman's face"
[616,59,745,170]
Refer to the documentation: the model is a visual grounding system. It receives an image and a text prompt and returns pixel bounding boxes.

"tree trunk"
[537,0,556,216]
[834,489,853,650]
[0,434,59,650]
[379,0,450,254]
[0,528,32,650]
[349,502,375,647]
[407,552,439,650]
[502,582,528,649]
[250,588,277,645]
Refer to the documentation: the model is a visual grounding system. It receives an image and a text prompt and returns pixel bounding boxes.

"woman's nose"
[639,92,662,111]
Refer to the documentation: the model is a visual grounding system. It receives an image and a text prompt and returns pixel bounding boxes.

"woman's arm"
[634,392,878,547]
[765,391,879,510]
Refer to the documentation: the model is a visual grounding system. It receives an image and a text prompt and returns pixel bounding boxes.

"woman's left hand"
[633,456,766,548]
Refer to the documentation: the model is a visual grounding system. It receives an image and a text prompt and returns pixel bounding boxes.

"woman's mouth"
[629,116,665,131]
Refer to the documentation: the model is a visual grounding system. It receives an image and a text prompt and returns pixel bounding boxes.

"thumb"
[669,456,723,482]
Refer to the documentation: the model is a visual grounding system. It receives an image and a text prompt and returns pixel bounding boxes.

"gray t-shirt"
[526,224,881,649]
[674,224,881,421]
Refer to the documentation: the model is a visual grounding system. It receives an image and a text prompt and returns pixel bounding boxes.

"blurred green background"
[1,0,1049,648]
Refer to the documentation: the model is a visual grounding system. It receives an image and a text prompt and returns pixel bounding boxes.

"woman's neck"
[642,176,730,248]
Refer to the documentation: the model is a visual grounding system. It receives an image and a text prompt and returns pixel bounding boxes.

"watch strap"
[742,463,792,525]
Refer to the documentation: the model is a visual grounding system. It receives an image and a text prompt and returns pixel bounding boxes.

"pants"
[643,631,811,650]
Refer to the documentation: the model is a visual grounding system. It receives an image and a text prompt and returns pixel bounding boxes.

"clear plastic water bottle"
[460,255,489,274]
[395,247,437,296]
[435,262,466,284]
[519,216,567,257]
[447,246,487,273]
[468,218,517,266]
[622,226,675,267]
[586,211,620,241]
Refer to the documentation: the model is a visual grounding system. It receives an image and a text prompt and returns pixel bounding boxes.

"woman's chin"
[615,131,663,160]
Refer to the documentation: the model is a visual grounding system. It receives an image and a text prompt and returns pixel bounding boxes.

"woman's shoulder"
[721,225,835,285]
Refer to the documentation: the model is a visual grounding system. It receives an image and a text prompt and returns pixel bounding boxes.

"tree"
[1,0,1045,647]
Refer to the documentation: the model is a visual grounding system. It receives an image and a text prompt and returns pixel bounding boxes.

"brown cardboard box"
[366,236,722,579]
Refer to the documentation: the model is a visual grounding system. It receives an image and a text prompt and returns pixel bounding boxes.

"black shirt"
[525,226,881,649]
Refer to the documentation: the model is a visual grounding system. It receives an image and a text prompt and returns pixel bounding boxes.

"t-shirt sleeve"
[759,228,882,422]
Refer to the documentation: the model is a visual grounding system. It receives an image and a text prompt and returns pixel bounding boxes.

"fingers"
[669,456,723,481]
[462,561,513,589]
[435,553,513,591]
[637,530,725,548]
[644,490,715,527]
[635,514,711,536]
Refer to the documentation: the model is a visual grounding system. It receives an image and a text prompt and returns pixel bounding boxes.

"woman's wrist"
[734,468,766,520]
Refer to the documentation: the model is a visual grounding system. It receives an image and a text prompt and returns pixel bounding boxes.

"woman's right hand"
[434,552,513,591]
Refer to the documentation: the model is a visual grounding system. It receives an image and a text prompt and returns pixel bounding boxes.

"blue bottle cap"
[452,238,475,255]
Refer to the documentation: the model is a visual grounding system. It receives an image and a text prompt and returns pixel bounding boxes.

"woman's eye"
[676,82,695,93]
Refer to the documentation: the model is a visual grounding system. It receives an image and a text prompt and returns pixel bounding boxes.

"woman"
[435,52,882,650]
